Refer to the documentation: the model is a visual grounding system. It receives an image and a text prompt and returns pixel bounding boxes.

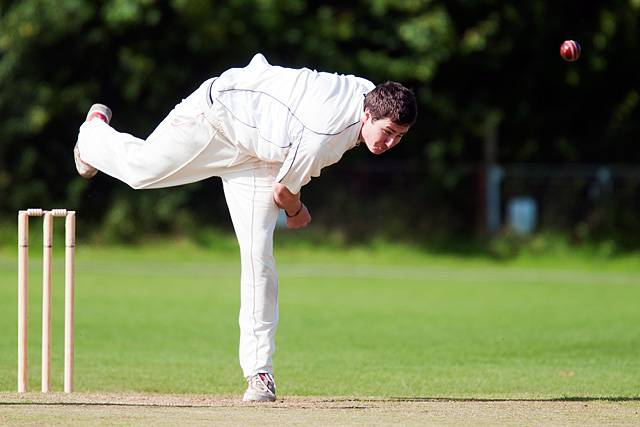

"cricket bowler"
[74,53,417,401]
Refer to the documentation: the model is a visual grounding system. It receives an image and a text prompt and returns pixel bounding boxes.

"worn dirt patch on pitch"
[0,393,638,426]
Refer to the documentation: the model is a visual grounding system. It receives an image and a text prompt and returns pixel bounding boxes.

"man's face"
[360,110,411,155]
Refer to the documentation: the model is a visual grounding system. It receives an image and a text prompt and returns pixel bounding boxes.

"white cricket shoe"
[74,104,112,178]
[243,373,277,402]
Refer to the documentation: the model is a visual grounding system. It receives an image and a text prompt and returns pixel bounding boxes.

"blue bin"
[507,197,537,235]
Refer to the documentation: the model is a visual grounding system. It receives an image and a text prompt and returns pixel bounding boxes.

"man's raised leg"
[74,80,231,189]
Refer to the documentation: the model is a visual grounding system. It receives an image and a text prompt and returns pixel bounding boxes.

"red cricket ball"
[560,40,581,62]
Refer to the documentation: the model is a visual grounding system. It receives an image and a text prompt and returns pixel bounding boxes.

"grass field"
[0,229,639,401]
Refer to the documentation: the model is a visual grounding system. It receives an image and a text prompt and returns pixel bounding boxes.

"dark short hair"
[364,81,417,126]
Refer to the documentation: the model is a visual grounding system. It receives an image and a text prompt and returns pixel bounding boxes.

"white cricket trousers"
[76,80,281,378]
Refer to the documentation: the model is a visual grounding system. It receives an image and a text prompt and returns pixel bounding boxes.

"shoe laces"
[249,373,276,394]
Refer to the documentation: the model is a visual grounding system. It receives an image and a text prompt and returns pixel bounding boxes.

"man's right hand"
[286,203,311,229]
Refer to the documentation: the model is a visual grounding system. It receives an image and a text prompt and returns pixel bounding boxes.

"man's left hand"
[286,203,311,228]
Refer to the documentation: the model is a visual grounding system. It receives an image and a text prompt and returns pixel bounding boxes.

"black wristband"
[285,203,303,217]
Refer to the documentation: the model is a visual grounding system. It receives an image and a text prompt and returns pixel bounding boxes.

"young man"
[75,53,417,401]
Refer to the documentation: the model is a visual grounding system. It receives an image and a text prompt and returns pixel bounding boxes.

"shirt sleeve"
[275,132,331,194]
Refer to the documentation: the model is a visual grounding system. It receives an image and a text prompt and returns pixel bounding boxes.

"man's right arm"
[273,183,311,229]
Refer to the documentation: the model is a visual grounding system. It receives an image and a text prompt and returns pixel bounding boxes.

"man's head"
[360,82,417,155]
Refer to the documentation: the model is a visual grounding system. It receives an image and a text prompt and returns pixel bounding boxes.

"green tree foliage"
[1,0,638,242]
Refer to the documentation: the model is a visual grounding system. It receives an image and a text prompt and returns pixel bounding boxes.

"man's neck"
[356,118,365,144]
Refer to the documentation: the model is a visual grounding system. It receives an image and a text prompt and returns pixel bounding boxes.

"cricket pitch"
[0,393,638,426]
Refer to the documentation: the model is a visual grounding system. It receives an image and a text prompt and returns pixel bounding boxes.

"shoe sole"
[86,103,112,123]
[242,390,276,402]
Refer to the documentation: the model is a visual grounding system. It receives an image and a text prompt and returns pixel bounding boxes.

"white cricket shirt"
[208,54,375,194]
